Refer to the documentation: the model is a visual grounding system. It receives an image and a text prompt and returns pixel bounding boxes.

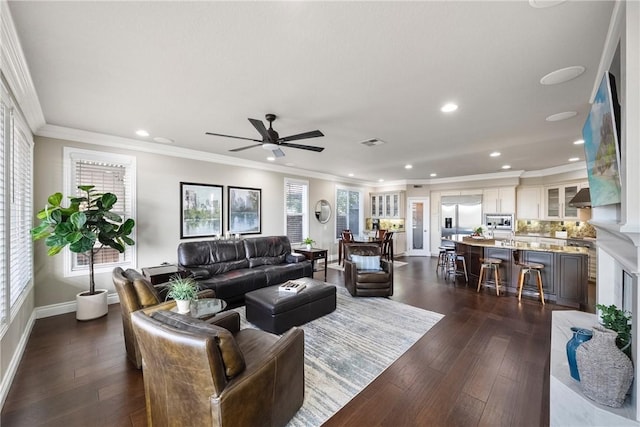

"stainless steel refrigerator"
[441,195,483,239]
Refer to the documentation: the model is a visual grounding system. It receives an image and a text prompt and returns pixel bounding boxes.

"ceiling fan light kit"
[206,113,325,158]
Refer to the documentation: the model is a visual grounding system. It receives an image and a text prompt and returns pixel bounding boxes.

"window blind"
[285,179,307,244]
[71,158,130,268]
[9,113,33,308]
[0,99,6,323]
[335,188,361,238]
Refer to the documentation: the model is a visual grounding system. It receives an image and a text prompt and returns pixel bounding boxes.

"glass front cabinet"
[370,191,405,218]
[544,183,585,220]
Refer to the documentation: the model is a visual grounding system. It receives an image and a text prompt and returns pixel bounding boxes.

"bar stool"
[437,246,449,272]
[513,250,545,305]
[445,249,468,282]
[477,258,502,295]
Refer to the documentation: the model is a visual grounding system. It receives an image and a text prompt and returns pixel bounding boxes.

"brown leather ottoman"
[245,277,337,334]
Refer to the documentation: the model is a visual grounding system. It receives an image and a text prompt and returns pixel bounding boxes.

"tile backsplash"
[515,220,596,238]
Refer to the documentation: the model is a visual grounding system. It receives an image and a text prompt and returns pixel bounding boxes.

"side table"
[142,264,190,285]
[295,248,328,281]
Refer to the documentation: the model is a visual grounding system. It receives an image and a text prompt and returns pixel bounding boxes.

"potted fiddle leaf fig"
[31,185,135,320]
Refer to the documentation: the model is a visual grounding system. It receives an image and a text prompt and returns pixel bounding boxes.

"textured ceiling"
[7,1,614,183]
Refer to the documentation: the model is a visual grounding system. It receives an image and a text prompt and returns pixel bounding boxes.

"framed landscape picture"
[228,186,261,235]
[180,182,223,239]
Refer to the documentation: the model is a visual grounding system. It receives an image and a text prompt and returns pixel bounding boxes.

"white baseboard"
[35,293,120,319]
[0,310,36,409]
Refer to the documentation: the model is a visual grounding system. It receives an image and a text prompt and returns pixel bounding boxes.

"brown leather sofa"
[112,267,213,368]
[178,235,312,303]
[131,309,304,427]
[344,243,394,297]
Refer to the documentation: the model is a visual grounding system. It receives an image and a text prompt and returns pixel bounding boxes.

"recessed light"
[266,156,275,161]
[546,111,577,122]
[153,136,174,144]
[430,173,437,177]
[405,164,413,169]
[501,165,511,170]
[440,103,458,113]
[568,157,580,162]
[378,179,384,182]
[348,173,354,177]
[135,129,149,137]
[540,66,586,85]
[573,139,585,145]
[490,152,501,157]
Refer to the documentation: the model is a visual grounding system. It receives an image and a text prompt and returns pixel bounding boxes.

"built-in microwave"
[484,213,514,230]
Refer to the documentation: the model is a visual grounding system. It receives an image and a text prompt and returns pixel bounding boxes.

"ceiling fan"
[205,113,325,158]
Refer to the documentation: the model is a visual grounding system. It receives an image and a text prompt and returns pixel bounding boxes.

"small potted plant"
[166,276,199,313]
[596,303,632,356]
[302,237,315,250]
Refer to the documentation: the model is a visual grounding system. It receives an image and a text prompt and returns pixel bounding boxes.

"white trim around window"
[62,147,137,277]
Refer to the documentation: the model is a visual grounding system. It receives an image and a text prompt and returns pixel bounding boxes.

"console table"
[142,264,190,285]
[295,248,328,281]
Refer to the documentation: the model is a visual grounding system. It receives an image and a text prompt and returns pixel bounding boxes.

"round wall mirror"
[314,200,331,223]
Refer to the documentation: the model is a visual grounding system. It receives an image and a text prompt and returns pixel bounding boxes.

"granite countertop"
[515,233,596,241]
[447,235,589,255]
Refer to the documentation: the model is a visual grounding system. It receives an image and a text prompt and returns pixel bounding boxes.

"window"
[0,79,34,327]
[335,187,363,239]
[63,147,136,276]
[284,178,308,244]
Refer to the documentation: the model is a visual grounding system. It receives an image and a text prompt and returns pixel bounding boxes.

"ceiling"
[7,1,615,184]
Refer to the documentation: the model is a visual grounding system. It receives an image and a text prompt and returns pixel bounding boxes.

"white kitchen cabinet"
[483,187,515,214]
[370,191,405,218]
[544,182,586,220]
[516,186,543,220]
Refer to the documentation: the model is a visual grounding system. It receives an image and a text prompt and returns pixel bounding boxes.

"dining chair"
[338,230,353,266]
[381,231,394,261]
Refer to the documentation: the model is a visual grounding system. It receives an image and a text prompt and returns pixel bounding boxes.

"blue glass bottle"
[566,327,593,381]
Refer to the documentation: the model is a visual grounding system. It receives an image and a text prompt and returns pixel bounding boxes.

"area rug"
[233,286,443,426]
[327,260,408,271]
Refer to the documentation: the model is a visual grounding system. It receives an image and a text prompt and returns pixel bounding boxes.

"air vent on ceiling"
[413,185,423,188]
[360,138,386,147]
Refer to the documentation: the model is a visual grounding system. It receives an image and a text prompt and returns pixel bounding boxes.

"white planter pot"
[176,299,191,314]
[306,244,312,250]
[76,289,108,321]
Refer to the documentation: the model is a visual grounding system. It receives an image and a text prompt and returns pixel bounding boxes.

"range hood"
[568,187,591,208]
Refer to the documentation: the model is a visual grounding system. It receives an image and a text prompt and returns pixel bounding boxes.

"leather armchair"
[112,267,214,368]
[344,243,394,297]
[131,310,304,427]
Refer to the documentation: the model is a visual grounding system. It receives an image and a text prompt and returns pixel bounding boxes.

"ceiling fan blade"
[205,132,261,142]
[279,142,325,152]
[279,130,324,142]
[229,143,264,152]
[272,148,285,158]
[248,118,270,141]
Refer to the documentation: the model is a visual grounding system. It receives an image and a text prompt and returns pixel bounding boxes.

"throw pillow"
[151,310,246,379]
[350,254,382,271]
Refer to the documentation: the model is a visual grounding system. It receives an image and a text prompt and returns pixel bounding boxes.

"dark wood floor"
[2,256,568,426]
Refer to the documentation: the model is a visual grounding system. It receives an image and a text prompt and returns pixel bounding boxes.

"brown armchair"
[343,243,393,297]
[112,267,214,368]
[131,309,304,427]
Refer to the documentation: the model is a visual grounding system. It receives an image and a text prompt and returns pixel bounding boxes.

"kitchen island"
[446,235,589,308]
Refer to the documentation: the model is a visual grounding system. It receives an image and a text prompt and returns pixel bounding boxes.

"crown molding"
[0,0,46,132]
[36,124,368,186]
[519,162,586,178]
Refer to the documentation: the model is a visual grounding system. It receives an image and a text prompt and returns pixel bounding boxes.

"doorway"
[406,197,430,256]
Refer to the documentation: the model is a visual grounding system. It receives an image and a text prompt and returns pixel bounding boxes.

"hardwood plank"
[1,257,557,426]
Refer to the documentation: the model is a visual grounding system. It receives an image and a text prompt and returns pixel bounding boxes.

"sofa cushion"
[150,310,246,379]
[244,236,291,267]
[350,255,382,271]
[178,240,249,275]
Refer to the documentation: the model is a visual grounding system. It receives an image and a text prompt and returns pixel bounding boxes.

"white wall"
[33,136,363,307]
